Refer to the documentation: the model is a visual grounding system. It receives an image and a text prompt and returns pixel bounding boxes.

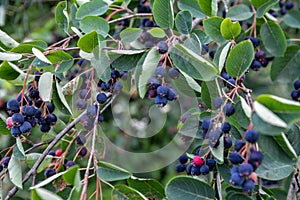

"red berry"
[6,117,13,128]
[193,155,203,166]
[55,149,63,157]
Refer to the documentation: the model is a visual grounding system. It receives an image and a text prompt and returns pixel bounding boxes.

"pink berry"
[193,156,203,166]
[55,149,63,157]
[6,117,13,128]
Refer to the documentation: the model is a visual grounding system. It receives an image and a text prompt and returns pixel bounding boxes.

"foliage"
[0,0,300,199]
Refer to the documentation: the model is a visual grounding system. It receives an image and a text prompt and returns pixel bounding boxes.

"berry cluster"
[291,80,300,102]
[269,0,294,17]
[228,129,264,193]
[175,153,216,177]
[6,71,57,137]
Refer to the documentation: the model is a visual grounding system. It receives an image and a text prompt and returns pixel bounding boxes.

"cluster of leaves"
[0,0,300,199]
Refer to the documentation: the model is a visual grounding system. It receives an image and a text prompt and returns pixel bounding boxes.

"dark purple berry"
[157,41,168,54]
[7,99,20,113]
[231,166,239,174]
[285,2,294,10]
[157,86,168,97]
[221,122,231,133]
[111,70,120,79]
[228,152,244,164]
[76,135,86,145]
[242,179,255,193]
[226,78,236,89]
[234,139,245,151]
[34,71,42,82]
[224,104,235,116]
[2,157,10,168]
[45,114,57,126]
[178,154,188,164]
[0,164,3,172]
[65,160,76,169]
[12,113,24,126]
[144,40,154,48]
[255,50,266,61]
[96,93,108,104]
[29,89,40,100]
[19,121,32,134]
[24,106,36,117]
[246,36,260,47]
[48,150,55,156]
[213,97,223,108]
[224,137,233,149]
[206,159,216,171]
[155,66,167,78]
[44,168,56,178]
[201,44,209,54]
[76,99,87,110]
[186,163,193,175]
[221,72,230,80]
[176,163,186,173]
[40,124,51,133]
[249,150,264,168]
[11,126,22,137]
[46,103,55,113]
[191,165,201,176]
[294,80,300,90]
[209,50,216,59]
[87,105,98,118]
[230,172,244,186]
[245,130,259,143]
[148,77,161,89]
[250,60,262,71]
[154,96,168,107]
[239,163,253,176]
[77,146,88,157]
[200,164,210,175]
[280,8,287,15]
[147,89,157,98]
[79,89,91,99]
[167,88,178,101]
[168,68,180,79]
[291,90,300,101]
[201,118,211,131]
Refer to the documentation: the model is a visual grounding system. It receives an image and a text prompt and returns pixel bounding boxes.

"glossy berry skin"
[76,135,86,145]
[154,96,168,107]
[111,70,120,79]
[193,155,204,166]
[44,168,56,178]
[168,68,180,79]
[246,36,260,47]
[224,137,233,149]
[45,114,57,126]
[224,104,235,116]
[200,164,210,175]
[65,160,76,169]
[285,2,294,10]
[96,93,108,104]
[55,149,63,157]
[2,157,10,168]
[7,99,20,113]
[178,154,188,164]
[167,88,178,101]
[250,60,262,71]
[46,103,55,113]
[242,179,255,193]
[245,130,259,143]
[11,126,22,137]
[228,152,244,164]
[77,146,88,157]
[157,41,168,54]
[239,163,254,176]
[40,124,51,133]
[213,97,223,108]
[234,140,245,151]
[176,164,186,173]
[155,66,167,78]
[12,113,24,126]
[230,172,244,186]
[48,150,55,156]
[191,165,201,176]
[28,89,40,100]
[206,159,216,171]
[291,90,300,101]
[19,121,32,134]
[294,80,300,90]
[221,122,231,133]
[186,163,193,175]
[157,86,168,97]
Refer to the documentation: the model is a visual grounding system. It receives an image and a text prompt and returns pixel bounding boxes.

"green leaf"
[271,46,300,82]
[97,161,132,182]
[55,1,69,34]
[13,137,25,160]
[79,16,109,37]
[210,135,224,163]
[10,44,44,54]
[38,72,53,102]
[8,155,23,189]
[33,188,64,200]
[127,178,165,199]
[213,42,231,72]
[48,51,74,73]
[226,40,254,78]
[0,29,19,48]
[177,0,205,18]
[76,0,108,19]
[256,94,300,124]
[260,20,286,57]
[112,184,147,200]
[62,165,81,191]
[169,44,218,81]
[152,0,174,29]
[198,0,218,16]
[220,18,241,40]
[226,101,251,129]
[183,32,202,54]
[0,61,20,80]
[110,51,144,71]
[227,4,253,21]
[256,0,279,18]
[147,28,166,38]
[285,125,300,156]
[138,48,161,98]
[32,48,52,64]
[165,176,215,200]
[203,17,226,44]
[0,52,22,61]
[201,80,219,109]
[120,28,142,43]
[175,10,192,35]
[30,171,66,189]
[226,192,253,200]
[273,133,297,159]
[26,153,53,173]
[77,31,99,53]
[55,80,73,116]
[180,70,201,92]
[92,47,111,82]
[253,101,288,136]
[256,135,295,180]
[284,10,300,29]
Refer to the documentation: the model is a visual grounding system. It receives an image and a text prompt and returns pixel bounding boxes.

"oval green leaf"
[177,0,205,18]
[77,31,99,53]
[97,161,132,182]
[175,10,192,35]
[220,18,241,40]
[227,4,253,21]
[226,40,254,78]
[128,178,165,199]
[203,16,226,44]
[76,0,108,19]
[38,72,53,102]
[147,28,166,38]
[152,0,174,29]
[284,10,300,29]
[120,28,143,43]
[79,16,109,37]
